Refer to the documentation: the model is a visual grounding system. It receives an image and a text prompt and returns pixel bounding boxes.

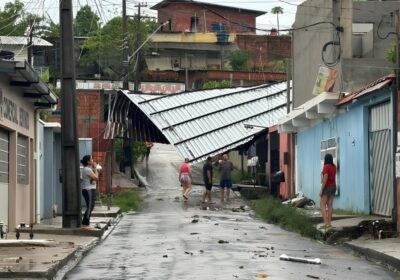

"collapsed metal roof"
[105,82,290,163]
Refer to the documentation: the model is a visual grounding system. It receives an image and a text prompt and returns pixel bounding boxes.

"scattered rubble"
[282,193,315,208]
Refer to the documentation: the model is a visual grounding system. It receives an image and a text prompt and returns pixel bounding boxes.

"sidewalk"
[0,206,121,279]
[306,208,400,271]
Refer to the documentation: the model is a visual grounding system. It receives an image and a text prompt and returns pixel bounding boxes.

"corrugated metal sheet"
[370,102,390,132]
[337,74,395,106]
[0,36,52,46]
[370,130,392,216]
[106,82,289,163]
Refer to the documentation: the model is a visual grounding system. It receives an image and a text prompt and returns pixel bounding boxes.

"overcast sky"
[0,0,302,34]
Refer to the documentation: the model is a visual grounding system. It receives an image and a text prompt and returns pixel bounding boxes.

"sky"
[0,0,302,34]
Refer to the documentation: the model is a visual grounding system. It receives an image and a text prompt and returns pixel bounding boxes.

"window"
[321,137,339,195]
[190,16,199,32]
[352,23,373,58]
[17,134,28,184]
[0,129,9,184]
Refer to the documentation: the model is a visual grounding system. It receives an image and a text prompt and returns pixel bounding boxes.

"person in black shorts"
[201,156,213,203]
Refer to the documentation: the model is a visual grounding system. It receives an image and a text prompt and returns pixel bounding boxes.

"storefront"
[0,60,56,231]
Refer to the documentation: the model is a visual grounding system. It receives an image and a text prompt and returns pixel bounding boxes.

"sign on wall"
[312,66,337,95]
[0,88,30,130]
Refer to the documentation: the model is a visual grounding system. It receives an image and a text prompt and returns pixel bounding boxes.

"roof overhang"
[150,42,238,51]
[278,91,340,133]
[0,60,57,107]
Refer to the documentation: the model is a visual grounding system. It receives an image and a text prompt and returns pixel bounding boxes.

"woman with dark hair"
[80,155,99,230]
[319,153,337,229]
[179,158,192,201]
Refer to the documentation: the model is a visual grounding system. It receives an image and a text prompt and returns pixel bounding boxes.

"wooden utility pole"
[60,0,81,228]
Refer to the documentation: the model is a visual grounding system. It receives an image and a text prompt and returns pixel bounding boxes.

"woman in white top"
[81,155,98,229]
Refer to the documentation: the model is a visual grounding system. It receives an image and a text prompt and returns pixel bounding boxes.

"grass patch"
[252,196,320,239]
[111,190,141,212]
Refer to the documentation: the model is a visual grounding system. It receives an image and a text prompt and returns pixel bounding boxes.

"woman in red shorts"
[319,153,337,229]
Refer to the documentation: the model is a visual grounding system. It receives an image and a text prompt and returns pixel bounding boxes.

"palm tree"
[271,6,284,35]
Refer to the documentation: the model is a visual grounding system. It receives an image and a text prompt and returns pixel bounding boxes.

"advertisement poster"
[312,66,337,95]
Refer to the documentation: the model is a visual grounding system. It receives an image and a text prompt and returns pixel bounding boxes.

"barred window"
[17,134,28,184]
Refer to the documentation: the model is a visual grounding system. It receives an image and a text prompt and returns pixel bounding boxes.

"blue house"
[279,75,395,216]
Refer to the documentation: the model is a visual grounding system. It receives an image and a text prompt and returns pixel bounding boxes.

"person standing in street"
[144,141,154,165]
[80,155,99,230]
[219,154,234,202]
[319,153,337,229]
[201,156,213,204]
[179,158,192,201]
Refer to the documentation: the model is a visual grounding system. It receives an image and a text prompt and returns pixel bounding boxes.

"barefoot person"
[201,156,213,203]
[179,158,192,201]
[319,153,337,229]
[80,155,99,230]
[144,141,154,165]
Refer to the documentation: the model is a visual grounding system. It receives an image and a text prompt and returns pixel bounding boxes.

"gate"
[369,103,392,216]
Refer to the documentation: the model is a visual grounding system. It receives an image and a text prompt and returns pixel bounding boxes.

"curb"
[52,213,123,280]
[344,242,400,271]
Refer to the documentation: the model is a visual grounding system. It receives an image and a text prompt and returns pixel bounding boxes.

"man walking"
[202,157,213,203]
[219,154,234,202]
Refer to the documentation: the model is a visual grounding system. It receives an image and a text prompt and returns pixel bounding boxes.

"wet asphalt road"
[65,144,399,280]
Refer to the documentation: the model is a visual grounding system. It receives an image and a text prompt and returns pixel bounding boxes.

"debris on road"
[306,275,320,279]
[218,240,229,244]
[256,273,269,278]
[279,254,321,265]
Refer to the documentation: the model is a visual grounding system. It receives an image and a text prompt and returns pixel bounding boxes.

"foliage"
[202,80,231,89]
[232,170,253,184]
[74,5,100,37]
[228,50,250,71]
[265,60,287,73]
[79,17,158,80]
[111,189,140,212]
[252,196,319,239]
[271,6,284,34]
[385,43,396,66]
[131,141,148,165]
[114,139,148,167]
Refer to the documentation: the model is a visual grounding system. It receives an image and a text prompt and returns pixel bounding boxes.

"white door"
[0,128,9,228]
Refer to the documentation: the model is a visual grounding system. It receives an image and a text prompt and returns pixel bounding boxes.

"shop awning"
[105,81,290,163]
[278,91,340,133]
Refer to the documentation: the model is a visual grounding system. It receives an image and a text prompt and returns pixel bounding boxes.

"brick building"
[147,0,292,89]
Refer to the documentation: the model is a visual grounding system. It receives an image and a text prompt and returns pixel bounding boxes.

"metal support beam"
[24,92,48,98]
[10,81,35,87]
[60,0,81,228]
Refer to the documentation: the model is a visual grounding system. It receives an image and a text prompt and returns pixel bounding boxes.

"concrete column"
[341,0,353,59]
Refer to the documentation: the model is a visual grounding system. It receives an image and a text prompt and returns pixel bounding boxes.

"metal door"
[0,128,9,227]
[369,103,392,216]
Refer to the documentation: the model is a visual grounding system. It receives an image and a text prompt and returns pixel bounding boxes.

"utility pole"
[122,0,129,90]
[122,0,131,176]
[59,0,81,228]
[394,9,400,232]
[134,3,147,93]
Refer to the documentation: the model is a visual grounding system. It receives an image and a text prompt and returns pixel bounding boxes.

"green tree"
[271,6,283,35]
[74,5,100,37]
[80,17,157,80]
[228,50,250,71]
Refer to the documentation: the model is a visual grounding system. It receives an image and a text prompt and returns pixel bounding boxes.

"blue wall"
[296,89,391,213]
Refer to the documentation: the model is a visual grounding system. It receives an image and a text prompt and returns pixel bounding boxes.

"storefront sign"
[0,89,30,129]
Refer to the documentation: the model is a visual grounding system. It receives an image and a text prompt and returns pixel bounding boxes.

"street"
[64,144,399,280]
